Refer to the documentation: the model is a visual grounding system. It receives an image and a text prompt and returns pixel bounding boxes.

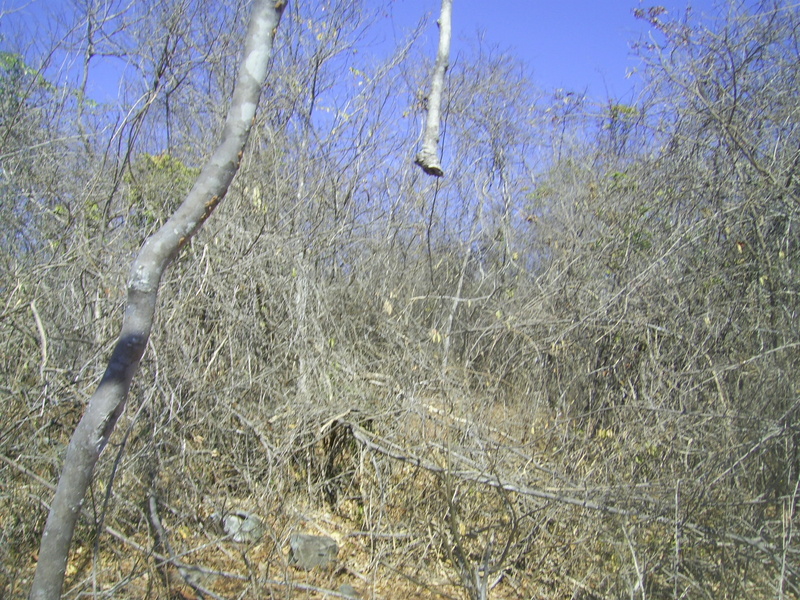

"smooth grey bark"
[29,2,286,599]
[415,0,452,177]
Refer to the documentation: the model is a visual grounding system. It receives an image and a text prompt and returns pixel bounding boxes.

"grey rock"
[338,583,359,598]
[288,533,339,570]
[213,511,264,543]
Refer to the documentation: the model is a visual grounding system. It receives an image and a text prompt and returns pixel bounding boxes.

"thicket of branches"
[1,1,798,599]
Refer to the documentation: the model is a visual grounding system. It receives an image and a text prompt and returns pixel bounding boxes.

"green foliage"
[603,102,638,129]
[124,153,200,232]
[0,51,37,77]
[0,51,51,123]
[608,103,637,119]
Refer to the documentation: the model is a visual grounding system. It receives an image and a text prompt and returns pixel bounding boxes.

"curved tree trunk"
[415,0,452,177]
[29,2,286,599]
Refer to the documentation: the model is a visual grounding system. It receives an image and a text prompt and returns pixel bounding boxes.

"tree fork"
[28,2,286,599]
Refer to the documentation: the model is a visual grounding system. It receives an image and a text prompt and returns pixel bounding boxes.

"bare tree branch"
[415,0,452,177]
[28,2,286,599]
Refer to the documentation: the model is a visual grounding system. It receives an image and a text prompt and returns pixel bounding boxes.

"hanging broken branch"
[414,0,452,177]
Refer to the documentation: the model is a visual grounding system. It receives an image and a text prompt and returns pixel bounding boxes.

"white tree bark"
[415,0,452,177]
[28,2,286,599]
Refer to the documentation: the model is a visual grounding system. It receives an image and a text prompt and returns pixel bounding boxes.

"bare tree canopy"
[0,2,798,599]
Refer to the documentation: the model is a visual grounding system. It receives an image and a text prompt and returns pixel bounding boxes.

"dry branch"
[347,417,796,581]
[347,420,635,517]
[414,0,452,177]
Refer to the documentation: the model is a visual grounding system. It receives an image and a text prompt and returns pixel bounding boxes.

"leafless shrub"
[2,1,799,599]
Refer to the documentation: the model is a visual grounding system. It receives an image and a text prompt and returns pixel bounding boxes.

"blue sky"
[387,0,719,101]
[0,0,721,104]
